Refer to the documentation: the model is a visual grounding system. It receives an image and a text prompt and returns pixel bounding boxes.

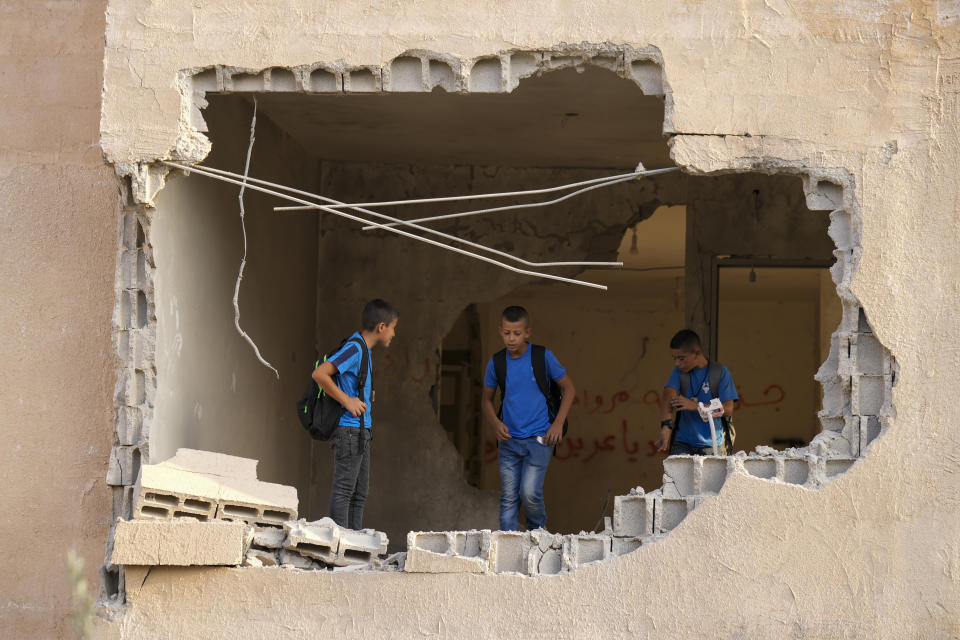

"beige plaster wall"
[96,1,960,638]
[151,100,318,497]
[0,1,116,637]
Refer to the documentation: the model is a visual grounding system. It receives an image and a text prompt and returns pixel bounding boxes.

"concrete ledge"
[110,518,248,566]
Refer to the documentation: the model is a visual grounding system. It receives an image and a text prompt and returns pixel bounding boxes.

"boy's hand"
[343,397,367,417]
[655,426,672,453]
[494,421,512,442]
[670,395,697,412]
[543,421,564,446]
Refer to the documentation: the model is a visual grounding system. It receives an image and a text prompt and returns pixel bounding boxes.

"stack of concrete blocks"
[108,448,299,580]
[131,448,298,528]
[404,528,623,576]
[281,518,389,570]
[404,530,490,573]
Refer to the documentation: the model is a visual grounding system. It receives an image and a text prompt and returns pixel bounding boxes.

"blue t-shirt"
[328,332,373,429]
[484,345,566,439]
[666,364,738,448]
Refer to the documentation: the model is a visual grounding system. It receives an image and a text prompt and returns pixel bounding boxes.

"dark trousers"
[329,426,372,529]
[670,440,726,456]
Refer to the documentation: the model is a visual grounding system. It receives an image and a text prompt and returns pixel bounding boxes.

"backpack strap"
[349,336,370,429]
[493,348,507,419]
[530,344,553,410]
[708,361,722,400]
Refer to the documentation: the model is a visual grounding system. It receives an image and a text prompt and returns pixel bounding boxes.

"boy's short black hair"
[501,305,530,325]
[362,299,398,331]
[669,329,701,352]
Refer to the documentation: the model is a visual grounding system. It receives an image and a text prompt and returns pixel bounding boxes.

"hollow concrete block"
[663,456,696,496]
[743,458,777,480]
[405,548,487,573]
[337,528,388,565]
[489,531,531,574]
[700,456,728,493]
[655,498,690,533]
[611,536,642,556]
[781,458,811,485]
[564,534,611,569]
[613,494,652,537]
[110,518,248,566]
[283,518,339,564]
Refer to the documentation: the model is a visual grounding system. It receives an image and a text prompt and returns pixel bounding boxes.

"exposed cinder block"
[825,458,856,478]
[861,416,883,451]
[854,333,885,375]
[107,445,140,487]
[564,534,611,568]
[612,537,641,556]
[308,67,340,92]
[408,531,449,553]
[268,67,298,91]
[284,518,339,564]
[656,498,690,533]
[629,58,664,95]
[343,68,380,92]
[663,456,696,496]
[613,494,652,537]
[337,528,388,565]
[132,449,298,527]
[452,530,486,557]
[489,531,531,574]
[468,57,504,92]
[110,518,247,566]
[851,374,889,416]
[229,71,265,92]
[527,530,565,575]
[782,458,810,485]
[700,457,728,493]
[386,56,424,91]
[743,458,776,479]
[405,548,487,573]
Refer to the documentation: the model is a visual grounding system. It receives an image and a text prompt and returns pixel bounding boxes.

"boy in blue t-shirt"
[481,306,575,531]
[312,299,398,529]
[656,329,739,455]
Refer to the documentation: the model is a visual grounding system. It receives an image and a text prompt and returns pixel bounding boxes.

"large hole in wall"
[439,179,839,534]
[148,59,851,546]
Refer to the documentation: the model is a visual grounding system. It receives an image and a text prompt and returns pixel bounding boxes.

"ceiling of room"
[209,66,672,170]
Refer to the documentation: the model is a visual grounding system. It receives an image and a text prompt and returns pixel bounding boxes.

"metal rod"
[357,173,642,230]
[162,161,610,290]
[195,163,623,269]
[306,167,679,210]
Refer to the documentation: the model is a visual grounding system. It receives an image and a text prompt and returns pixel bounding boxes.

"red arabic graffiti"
[482,419,662,465]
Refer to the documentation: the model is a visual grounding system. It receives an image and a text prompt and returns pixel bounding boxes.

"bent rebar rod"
[358,172,657,230]
[194,163,621,269]
[298,170,651,210]
[162,161,610,290]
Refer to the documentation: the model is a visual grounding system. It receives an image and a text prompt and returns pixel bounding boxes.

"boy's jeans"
[498,436,552,531]
[329,426,372,529]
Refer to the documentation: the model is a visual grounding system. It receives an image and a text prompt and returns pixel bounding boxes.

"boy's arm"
[655,386,679,452]
[543,375,574,445]
[481,386,511,441]
[311,361,366,417]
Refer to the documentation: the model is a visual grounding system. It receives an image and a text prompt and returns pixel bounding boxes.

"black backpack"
[296,336,370,441]
[492,344,568,440]
[672,361,735,454]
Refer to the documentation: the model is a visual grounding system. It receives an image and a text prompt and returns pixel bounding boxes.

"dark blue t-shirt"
[328,332,372,429]
[484,345,566,439]
[666,364,738,448]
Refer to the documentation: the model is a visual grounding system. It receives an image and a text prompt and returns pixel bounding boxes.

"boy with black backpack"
[481,305,575,531]
[311,299,398,529]
[655,329,739,456]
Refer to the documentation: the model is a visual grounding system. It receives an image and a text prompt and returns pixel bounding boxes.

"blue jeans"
[329,426,371,529]
[670,440,725,456]
[498,436,552,531]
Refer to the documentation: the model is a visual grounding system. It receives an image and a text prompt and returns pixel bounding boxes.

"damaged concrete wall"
[151,101,319,498]
[0,1,117,637]
[87,1,960,638]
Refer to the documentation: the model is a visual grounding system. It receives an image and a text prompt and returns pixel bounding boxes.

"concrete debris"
[133,448,298,528]
[110,518,248,566]
[279,549,318,570]
[252,527,286,549]
[284,518,388,568]
[246,547,278,567]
